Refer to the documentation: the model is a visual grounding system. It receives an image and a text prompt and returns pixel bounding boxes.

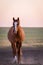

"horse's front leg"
[17,42,22,64]
[11,42,17,63]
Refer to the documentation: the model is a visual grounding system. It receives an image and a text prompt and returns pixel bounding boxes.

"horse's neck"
[18,26,22,31]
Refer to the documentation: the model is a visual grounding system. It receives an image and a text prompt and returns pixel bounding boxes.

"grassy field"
[0,27,43,47]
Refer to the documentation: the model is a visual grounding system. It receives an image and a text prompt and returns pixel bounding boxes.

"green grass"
[0,27,43,47]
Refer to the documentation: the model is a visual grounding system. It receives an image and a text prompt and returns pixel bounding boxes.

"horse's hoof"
[11,56,18,64]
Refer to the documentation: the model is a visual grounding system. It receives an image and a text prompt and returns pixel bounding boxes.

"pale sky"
[0,0,43,27]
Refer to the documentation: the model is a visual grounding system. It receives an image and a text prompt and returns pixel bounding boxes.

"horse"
[8,17,25,64]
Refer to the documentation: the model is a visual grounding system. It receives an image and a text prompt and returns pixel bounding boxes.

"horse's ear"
[13,17,15,21]
[17,17,19,21]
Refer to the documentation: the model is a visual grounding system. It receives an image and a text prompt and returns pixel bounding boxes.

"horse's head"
[13,17,20,34]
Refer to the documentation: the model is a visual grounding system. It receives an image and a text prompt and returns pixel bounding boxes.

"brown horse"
[8,17,25,64]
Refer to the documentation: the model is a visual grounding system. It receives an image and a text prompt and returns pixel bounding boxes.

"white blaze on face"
[14,22,17,33]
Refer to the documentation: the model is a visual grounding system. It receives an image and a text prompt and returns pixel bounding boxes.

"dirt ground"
[0,46,43,65]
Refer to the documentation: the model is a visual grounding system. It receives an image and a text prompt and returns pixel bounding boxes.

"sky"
[0,0,43,27]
